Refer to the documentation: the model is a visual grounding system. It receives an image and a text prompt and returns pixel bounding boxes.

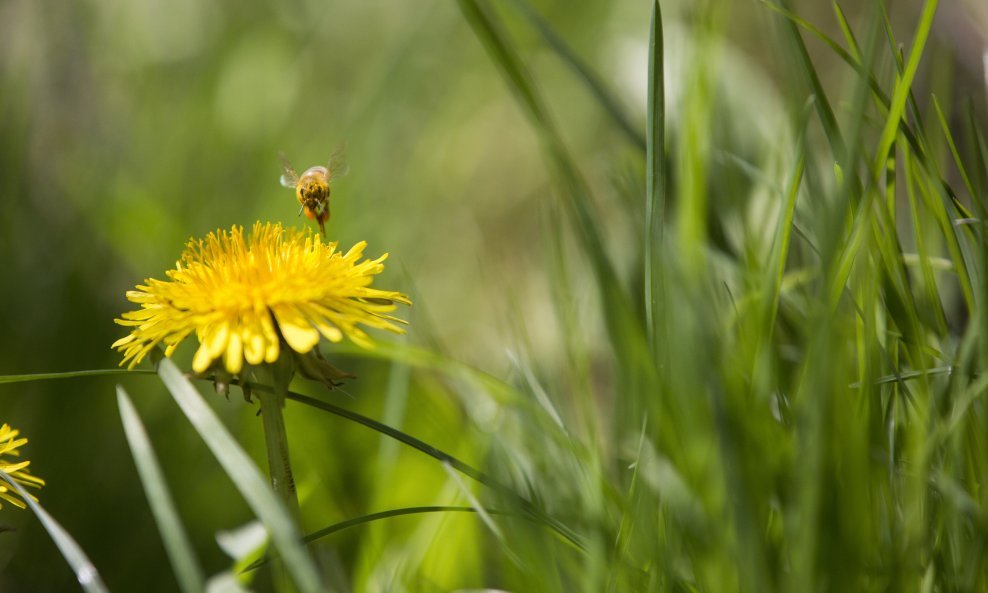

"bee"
[279,143,349,236]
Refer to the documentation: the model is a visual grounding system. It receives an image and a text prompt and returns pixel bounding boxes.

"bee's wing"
[326,141,350,181]
[278,152,299,188]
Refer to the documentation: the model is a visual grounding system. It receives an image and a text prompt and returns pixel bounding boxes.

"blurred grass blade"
[969,107,988,215]
[870,0,937,177]
[456,0,649,366]
[275,386,584,550]
[0,369,154,384]
[0,470,109,593]
[117,386,206,593]
[763,0,929,160]
[766,126,806,335]
[456,0,551,135]
[443,461,524,568]
[762,2,880,99]
[644,0,666,352]
[933,96,978,209]
[156,359,323,593]
[968,116,988,368]
[767,0,844,159]
[507,0,646,150]
[912,97,978,312]
[205,573,251,593]
[249,506,524,572]
[303,506,484,544]
[833,3,862,61]
[330,341,521,403]
[903,153,949,335]
[216,379,498,493]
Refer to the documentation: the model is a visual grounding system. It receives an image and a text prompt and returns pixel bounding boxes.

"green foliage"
[1,0,987,591]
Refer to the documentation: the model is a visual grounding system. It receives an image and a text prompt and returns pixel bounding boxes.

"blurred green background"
[1,0,987,591]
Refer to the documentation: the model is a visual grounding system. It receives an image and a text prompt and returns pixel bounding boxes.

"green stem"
[256,370,303,593]
[256,386,301,523]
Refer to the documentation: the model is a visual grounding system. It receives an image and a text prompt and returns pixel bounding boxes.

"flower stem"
[256,381,301,523]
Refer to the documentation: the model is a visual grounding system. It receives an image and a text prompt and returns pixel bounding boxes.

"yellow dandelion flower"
[112,222,411,375]
[0,423,45,510]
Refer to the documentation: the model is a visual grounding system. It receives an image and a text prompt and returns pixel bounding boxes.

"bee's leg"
[318,206,330,237]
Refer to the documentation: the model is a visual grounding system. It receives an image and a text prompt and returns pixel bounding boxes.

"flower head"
[0,423,45,510]
[113,222,410,375]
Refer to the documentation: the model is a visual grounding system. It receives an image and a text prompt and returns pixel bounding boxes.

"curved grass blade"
[760,0,930,164]
[912,108,977,312]
[0,369,155,384]
[247,506,547,572]
[284,388,495,491]
[302,506,486,544]
[117,386,206,593]
[329,341,521,403]
[506,0,646,150]
[763,0,961,203]
[849,366,954,388]
[331,341,589,448]
[903,153,950,336]
[870,0,937,178]
[442,461,522,568]
[230,381,584,551]
[933,97,979,213]
[832,2,862,62]
[765,0,844,159]
[456,0,649,368]
[0,471,109,593]
[765,124,806,336]
[156,359,323,593]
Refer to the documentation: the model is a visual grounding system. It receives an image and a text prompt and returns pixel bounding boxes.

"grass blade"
[933,96,978,210]
[231,381,585,551]
[767,0,844,159]
[761,1,926,163]
[765,126,806,336]
[507,0,646,150]
[456,0,649,367]
[0,471,109,593]
[870,0,938,178]
[117,386,206,593]
[248,506,547,572]
[0,369,154,384]
[644,0,666,352]
[832,2,862,61]
[156,359,323,593]
[302,506,486,544]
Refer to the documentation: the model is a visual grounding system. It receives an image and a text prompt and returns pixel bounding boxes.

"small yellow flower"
[113,222,411,375]
[0,423,45,510]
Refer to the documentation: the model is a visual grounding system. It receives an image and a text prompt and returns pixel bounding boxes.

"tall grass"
[448,0,988,591]
[2,0,987,591]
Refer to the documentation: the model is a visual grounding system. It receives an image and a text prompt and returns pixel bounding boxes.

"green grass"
[1,0,987,591]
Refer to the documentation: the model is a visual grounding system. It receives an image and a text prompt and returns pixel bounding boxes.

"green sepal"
[295,348,355,390]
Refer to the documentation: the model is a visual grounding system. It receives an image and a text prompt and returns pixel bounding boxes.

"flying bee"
[279,142,350,236]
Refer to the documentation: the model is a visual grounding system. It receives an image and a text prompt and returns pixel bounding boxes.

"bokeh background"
[1,0,986,590]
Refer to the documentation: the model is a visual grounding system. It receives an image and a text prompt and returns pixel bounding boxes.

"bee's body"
[297,166,331,233]
[280,144,348,236]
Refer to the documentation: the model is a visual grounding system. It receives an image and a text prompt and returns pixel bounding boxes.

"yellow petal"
[225,332,244,374]
[203,322,230,359]
[243,313,266,365]
[192,342,214,373]
[259,310,281,363]
[272,305,320,353]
